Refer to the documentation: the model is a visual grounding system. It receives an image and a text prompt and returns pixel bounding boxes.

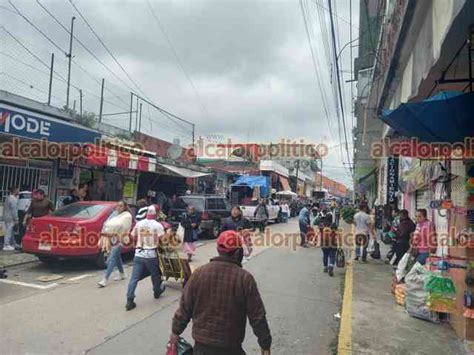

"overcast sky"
[0,0,359,187]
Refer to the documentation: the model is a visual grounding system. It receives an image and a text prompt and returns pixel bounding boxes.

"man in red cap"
[169,230,272,355]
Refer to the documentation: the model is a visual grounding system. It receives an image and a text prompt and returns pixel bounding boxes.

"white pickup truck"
[240,200,280,223]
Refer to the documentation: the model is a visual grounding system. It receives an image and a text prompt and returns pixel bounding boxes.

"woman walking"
[98,200,133,287]
[181,206,200,262]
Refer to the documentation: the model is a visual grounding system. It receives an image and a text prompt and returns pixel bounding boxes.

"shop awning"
[279,176,291,191]
[381,91,474,143]
[158,163,212,178]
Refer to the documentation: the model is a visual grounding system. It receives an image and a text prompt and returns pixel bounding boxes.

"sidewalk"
[338,234,467,354]
[0,250,37,268]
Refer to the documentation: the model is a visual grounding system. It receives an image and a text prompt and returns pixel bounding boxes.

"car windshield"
[52,204,107,218]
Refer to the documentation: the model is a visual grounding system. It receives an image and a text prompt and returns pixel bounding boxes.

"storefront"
[0,98,101,205]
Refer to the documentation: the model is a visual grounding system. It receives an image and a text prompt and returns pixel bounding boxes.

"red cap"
[217,230,243,253]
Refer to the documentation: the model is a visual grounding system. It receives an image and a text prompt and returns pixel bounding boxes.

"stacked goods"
[405,263,439,323]
[391,273,399,294]
[394,283,406,306]
[425,272,457,313]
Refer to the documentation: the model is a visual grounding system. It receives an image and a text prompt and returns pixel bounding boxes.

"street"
[0,219,343,354]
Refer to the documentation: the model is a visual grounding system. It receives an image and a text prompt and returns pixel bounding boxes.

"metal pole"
[469,32,473,93]
[320,158,323,191]
[129,92,133,132]
[135,96,139,131]
[295,160,300,194]
[47,53,54,105]
[192,123,195,148]
[66,16,76,109]
[79,89,83,116]
[138,103,143,132]
[73,99,76,111]
[99,78,105,123]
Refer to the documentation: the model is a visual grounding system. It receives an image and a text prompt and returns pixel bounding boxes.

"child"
[321,223,340,277]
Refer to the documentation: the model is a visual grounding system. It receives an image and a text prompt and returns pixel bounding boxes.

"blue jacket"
[298,207,310,225]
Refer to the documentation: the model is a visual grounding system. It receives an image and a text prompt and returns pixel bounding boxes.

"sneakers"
[98,279,107,288]
[3,246,15,251]
[328,267,334,277]
[126,299,136,311]
[154,284,166,299]
[114,273,126,281]
[323,267,328,273]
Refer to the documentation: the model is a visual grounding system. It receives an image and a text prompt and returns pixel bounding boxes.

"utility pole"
[138,103,143,132]
[98,78,105,123]
[79,89,83,116]
[66,16,76,109]
[129,92,133,132]
[47,53,54,105]
[295,159,300,195]
[192,123,195,148]
[135,96,139,131]
[73,99,76,111]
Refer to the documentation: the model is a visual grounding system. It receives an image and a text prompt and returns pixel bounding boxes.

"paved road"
[0,219,343,354]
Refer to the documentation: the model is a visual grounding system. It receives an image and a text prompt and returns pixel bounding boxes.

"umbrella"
[381,91,474,143]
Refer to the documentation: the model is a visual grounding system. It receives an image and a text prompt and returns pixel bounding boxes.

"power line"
[146,0,209,121]
[298,0,333,142]
[67,0,150,100]
[327,0,352,177]
[8,1,67,55]
[35,0,143,99]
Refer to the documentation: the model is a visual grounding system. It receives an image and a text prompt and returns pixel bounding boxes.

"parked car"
[22,201,137,268]
[168,195,231,239]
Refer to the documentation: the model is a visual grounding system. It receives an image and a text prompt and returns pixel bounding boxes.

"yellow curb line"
[338,223,354,354]
[338,260,353,354]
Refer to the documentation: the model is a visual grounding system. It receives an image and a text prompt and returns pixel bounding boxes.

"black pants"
[194,342,245,355]
[299,222,308,246]
[255,221,266,233]
[17,211,27,245]
[393,241,410,265]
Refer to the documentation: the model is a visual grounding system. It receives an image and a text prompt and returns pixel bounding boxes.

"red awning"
[279,176,291,191]
[116,151,130,169]
[84,144,108,167]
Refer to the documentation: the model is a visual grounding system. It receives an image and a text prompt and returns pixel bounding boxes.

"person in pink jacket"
[412,209,436,265]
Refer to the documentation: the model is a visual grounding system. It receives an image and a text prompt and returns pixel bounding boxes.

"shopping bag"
[335,248,345,268]
[176,224,185,240]
[166,337,193,355]
[396,252,413,282]
[370,240,381,259]
[367,239,375,253]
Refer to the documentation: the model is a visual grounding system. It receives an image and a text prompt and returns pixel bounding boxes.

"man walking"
[253,199,269,233]
[2,186,19,251]
[298,203,311,248]
[170,230,272,355]
[353,204,373,262]
[125,206,166,311]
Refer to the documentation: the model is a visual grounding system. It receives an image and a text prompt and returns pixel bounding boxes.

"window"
[174,197,205,211]
[52,204,107,218]
[207,198,228,210]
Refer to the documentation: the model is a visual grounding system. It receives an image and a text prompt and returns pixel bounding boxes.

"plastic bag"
[370,240,381,260]
[395,253,413,282]
[367,239,375,253]
[405,263,439,323]
[166,337,193,355]
[336,248,345,268]
[176,224,185,240]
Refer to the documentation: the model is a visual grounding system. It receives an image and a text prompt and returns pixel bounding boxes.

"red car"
[23,201,138,268]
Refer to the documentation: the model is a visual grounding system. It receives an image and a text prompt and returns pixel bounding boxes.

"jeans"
[416,252,429,265]
[282,212,289,223]
[4,221,17,248]
[255,221,266,233]
[126,256,162,300]
[355,234,368,261]
[17,211,27,245]
[322,247,336,267]
[104,245,124,280]
[299,222,308,246]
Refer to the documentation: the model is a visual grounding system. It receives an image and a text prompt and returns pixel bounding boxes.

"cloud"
[0,0,356,187]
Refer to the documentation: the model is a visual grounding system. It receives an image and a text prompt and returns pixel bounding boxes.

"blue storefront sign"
[0,104,101,144]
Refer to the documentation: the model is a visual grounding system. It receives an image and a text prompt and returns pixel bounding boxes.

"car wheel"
[210,221,220,239]
[95,251,108,269]
[37,255,56,264]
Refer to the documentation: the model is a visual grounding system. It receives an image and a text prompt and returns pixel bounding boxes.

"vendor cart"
[158,250,192,287]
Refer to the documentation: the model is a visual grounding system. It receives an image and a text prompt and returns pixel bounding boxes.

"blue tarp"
[381,91,474,143]
[231,175,270,197]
